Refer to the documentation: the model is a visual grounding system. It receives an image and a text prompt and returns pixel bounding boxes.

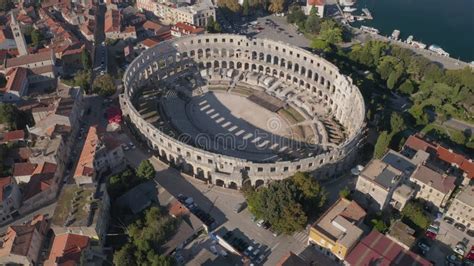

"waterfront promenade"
[352,29,472,70]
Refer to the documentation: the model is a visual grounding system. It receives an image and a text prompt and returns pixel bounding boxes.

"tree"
[113,206,178,265]
[318,20,342,44]
[401,201,430,230]
[374,131,391,158]
[74,70,91,92]
[0,0,13,11]
[206,16,222,33]
[81,49,92,70]
[137,160,155,180]
[339,186,351,199]
[399,80,415,94]
[0,103,32,130]
[245,172,326,234]
[371,219,388,232]
[93,74,115,97]
[243,0,250,16]
[31,29,42,47]
[311,38,331,53]
[287,5,306,25]
[217,0,241,13]
[304,7,321,34]
[390,112,406,133]
[268,0,285,14]
[113,243,137,266]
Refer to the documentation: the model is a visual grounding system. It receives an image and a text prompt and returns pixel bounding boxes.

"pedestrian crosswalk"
[293,230,309,243]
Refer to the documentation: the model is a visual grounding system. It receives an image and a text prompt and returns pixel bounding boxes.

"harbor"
[345,0,474,62]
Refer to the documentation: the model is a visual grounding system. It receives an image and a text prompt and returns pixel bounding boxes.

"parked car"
[417,240,431,255]
[233,202,247,213]
[467,230,474,238]
[425,230,437,240]
[446,254,462,266]
[444,216,455,224]
[255,254,265,264]
[121,143,130,151]
[256,219,265,227]
[454,223,466,232]
[454,239,468,256]
[128,142,136,149]
[244,246,254,256]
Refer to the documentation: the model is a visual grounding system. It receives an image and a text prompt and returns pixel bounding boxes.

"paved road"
[121,128,355,265]
[443,119,474,133]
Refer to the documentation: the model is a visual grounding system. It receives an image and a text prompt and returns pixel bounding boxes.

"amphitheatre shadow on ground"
[154,167,228,226]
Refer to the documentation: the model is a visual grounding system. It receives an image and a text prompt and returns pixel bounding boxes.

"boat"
[391,29,400,40]
[406,35,413,44]
[411,40,427,49]
[356,17,364,21]
[360,25,379,34]
[429,44,450,57]
[340,0,355,7]
[343,7,357,12]
[361,8,373,19]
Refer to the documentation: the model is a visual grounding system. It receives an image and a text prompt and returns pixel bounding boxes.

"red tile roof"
[172,22,204,35]
[404,135,474,179]
[307,0,325,6]
[45,234,89,266]
[23,173,54,199]
[404,135,436,152]
[2,130,25,142]
[0,177,13,202]
[105,9,120,33]
[5,49,53,69]
[74,126,98,178]
[141,38,160,48]
[13,163,38,177]
[1,67,28,93]
[345,230,432,266]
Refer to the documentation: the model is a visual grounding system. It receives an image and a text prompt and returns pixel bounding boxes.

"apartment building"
[446,185,474,230]
[308,198,366,261]
[409,165,456,208]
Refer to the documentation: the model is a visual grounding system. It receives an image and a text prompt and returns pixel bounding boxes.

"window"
[270,167,276,172]
[197,156,202,161]
[296,165,301,170]
[283,167,288,172]
[208,159,213,164]
[257,167,263,172]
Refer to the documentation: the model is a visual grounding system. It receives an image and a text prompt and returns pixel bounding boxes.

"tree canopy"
[206,16,222,33]
[137,160,155,180]
[373,131,391,159]
[245,172,326,234]
[113,206,177,266]
[268,0,285,14]
[0,103,33,130]
[93,74,115,97]
[31,29,43,47]
[401,201,430,231]
[217,0,241,13]
[81,49,92,70]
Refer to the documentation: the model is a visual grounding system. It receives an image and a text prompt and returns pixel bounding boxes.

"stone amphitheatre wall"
[120,34,366,188]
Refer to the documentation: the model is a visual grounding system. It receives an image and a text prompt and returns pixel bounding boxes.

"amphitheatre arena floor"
[142,89,323,162]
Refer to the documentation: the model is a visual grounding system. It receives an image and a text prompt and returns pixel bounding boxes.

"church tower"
[10,12,28,56]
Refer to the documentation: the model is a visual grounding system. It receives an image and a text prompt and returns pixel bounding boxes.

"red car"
[466,246,474,261]
[425,230,437,240]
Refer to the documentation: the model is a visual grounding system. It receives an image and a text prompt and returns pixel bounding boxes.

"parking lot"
[218,14,310,49]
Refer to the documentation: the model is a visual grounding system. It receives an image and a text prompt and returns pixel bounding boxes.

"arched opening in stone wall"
[206,62,212,68]
[184,163,194,176]
[196,168,205,180]
[161,150,168,163]
[169,155,176,166]
[215,179,225,187]
[222,61,227,68]
[255,179,264,188]
[228,182,238,190]
[230,61,235,69]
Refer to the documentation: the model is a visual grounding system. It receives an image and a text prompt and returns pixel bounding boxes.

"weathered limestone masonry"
[120,34,366,188]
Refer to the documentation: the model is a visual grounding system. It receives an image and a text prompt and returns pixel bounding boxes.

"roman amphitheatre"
[120,34,365,188]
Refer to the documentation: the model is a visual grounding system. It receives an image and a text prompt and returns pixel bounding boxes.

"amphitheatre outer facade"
[120,34,366,189]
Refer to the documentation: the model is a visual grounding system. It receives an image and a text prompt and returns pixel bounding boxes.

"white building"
[446,185,474,229]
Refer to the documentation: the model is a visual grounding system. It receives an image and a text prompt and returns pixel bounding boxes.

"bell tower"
[10,12,28,56]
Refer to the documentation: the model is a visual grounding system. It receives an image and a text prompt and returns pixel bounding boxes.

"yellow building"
[308,198,366,261]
